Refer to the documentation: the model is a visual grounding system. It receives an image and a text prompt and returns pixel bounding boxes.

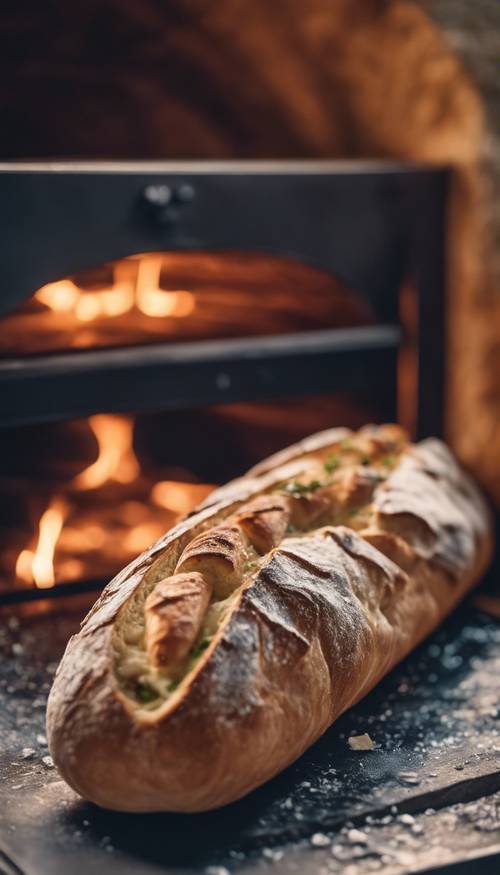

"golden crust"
[336,469,379,507]
[144,572,212,670]
[234,494,291,554]
[46,427,493,813]
[290,490,333,529]
[175,524,247,599]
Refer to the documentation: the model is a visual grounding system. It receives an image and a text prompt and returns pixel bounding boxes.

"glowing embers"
[11,415,213,591]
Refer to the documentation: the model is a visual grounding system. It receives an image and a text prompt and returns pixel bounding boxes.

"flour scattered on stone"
[310,832,331,848]
[347,828,368,844]
[21,747,35,759]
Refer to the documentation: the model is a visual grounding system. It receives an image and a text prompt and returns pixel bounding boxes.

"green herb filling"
[324,454,340,474]
[190,637,211,660]
[137,683,158,703]
[280,480,323,496]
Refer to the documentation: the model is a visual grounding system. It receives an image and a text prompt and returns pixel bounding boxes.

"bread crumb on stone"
[348,732,375,750]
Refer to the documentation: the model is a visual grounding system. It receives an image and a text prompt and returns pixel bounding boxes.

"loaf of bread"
[46,425,492,812]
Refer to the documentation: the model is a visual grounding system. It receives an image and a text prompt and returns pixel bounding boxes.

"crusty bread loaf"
[46,425,493,812]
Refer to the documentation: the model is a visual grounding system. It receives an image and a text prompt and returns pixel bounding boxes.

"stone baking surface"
[1,599,499,874]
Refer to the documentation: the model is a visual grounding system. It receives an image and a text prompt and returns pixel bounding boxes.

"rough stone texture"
[1,1,499,502]
[414,0,500,504]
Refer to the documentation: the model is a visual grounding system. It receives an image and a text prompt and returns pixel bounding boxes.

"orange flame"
[15,498,68,588]
[13,416,214,590]
[35,280,80,312]
[150,480,212,515]
[73,415,140,490]
[122,522,166,554]
[35,256,195,323]
[135,256,194,318]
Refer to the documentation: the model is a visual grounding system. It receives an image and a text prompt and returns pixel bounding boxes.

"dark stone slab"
[0,600,499,874]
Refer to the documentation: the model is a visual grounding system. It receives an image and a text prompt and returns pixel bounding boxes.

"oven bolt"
[141,183,195,225]
[216,372,231,390]
[176,183,195,203]
[143,184,172,206]
[141,184,175,225]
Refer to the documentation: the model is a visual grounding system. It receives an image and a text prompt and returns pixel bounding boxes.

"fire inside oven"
[0,161,447,602]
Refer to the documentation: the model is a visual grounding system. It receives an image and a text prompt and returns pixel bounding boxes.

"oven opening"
[0,162,446,601]
[1,249,380,599]
[1,399,379,599]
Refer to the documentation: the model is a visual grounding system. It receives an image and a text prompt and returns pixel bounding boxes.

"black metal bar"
[0,848,25,875]
[376,342,399,424]
[409,172,448,440]
[418,848,500,875]
[0,325,400,427]
[0,578,104,605]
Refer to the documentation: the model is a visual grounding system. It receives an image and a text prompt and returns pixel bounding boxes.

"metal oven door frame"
[0,160,447,438]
